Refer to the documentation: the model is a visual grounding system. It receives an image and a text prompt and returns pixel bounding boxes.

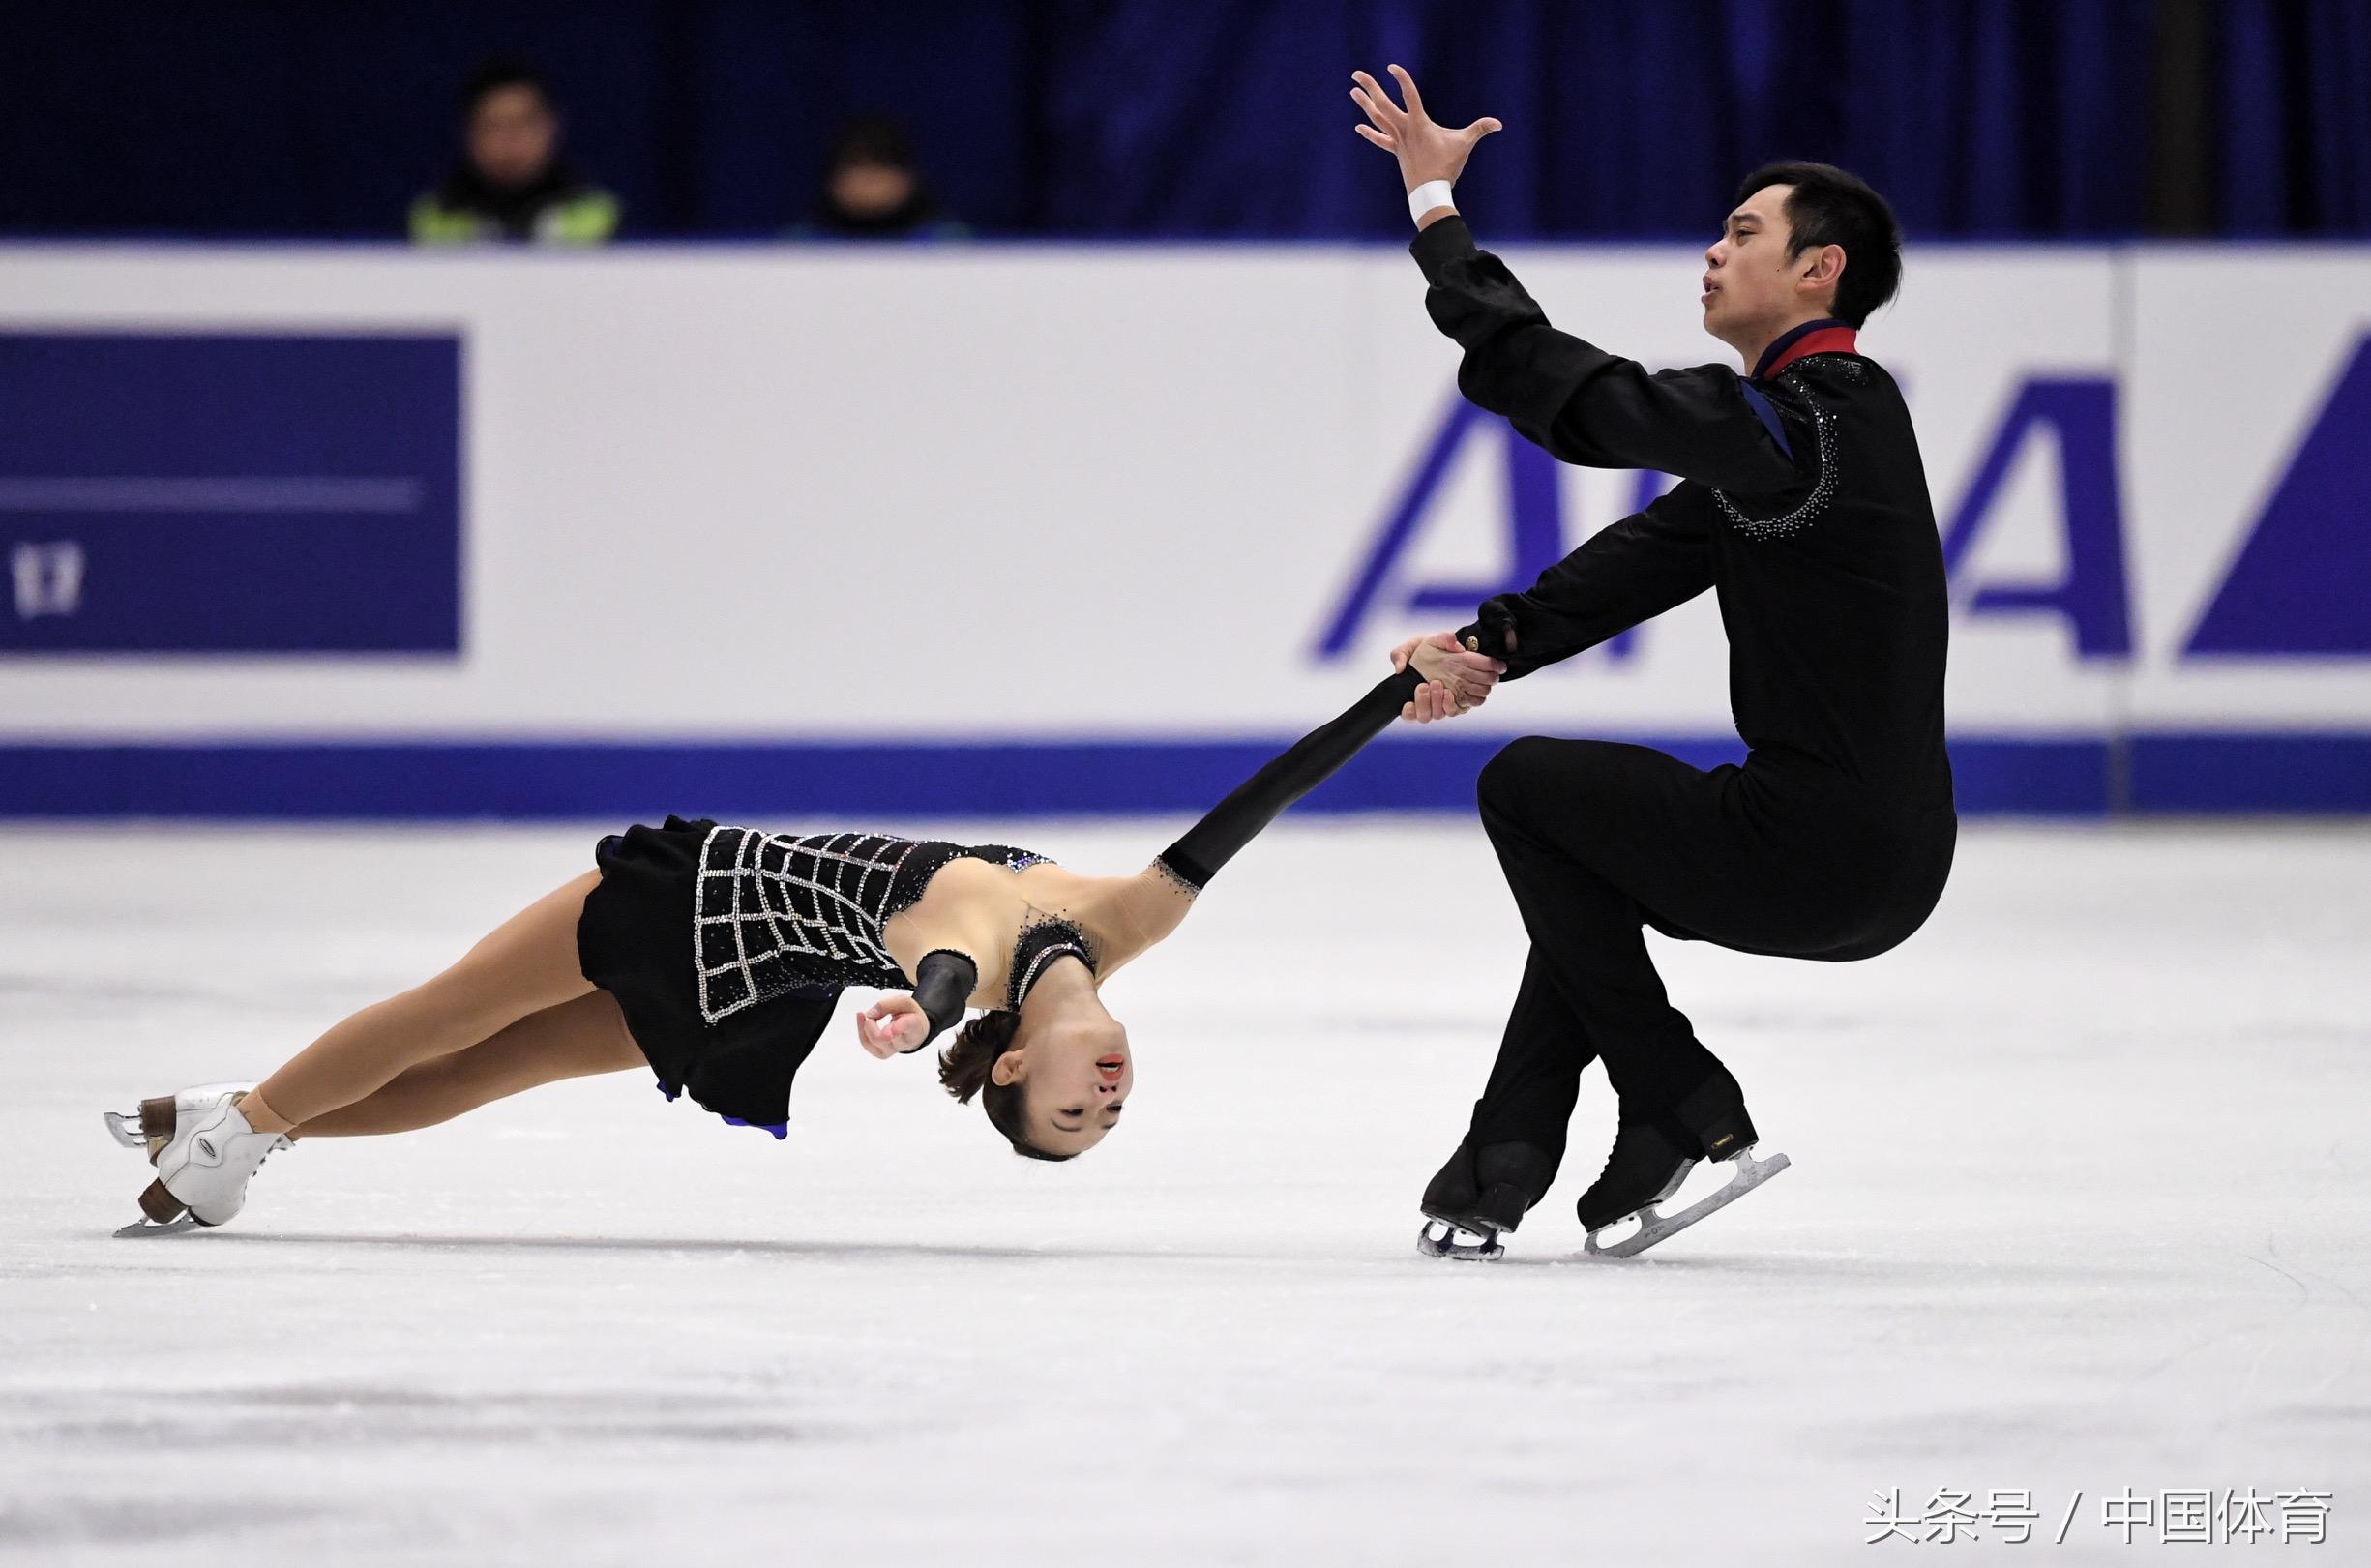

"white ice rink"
[3,820,2364,1564]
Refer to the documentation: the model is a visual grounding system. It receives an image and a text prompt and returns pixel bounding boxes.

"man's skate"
[1576,1083,1788,1259]
[104,1083,286,1237]
[1415,1139,1557,1262]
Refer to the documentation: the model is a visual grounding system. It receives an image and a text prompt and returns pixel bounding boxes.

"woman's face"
[993,1013,1132,1157]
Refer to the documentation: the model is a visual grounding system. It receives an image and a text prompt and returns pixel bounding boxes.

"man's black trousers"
[1468,735,1956,1164]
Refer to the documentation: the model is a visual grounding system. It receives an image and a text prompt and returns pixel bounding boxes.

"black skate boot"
[1576,1074,1790,1259]
[1416,1139,1557,1262]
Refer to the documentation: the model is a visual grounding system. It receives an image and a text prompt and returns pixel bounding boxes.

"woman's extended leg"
[240,872,603,1135]
[293,990,644,1138]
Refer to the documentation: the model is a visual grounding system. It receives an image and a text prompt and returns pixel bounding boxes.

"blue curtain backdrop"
[2,0,2366,240]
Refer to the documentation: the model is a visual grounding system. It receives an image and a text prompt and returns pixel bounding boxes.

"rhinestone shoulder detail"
[1713,372,1838,541]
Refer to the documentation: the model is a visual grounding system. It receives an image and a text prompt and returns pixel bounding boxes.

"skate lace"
[1587,1135,1625,1189]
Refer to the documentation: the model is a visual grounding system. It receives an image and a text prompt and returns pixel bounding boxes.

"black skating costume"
[577,661,1431,1136]
[1407,216,1957,1248]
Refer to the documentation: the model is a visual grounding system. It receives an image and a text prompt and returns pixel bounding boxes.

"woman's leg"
[241,872,603,1135]
[292,990,645,1138]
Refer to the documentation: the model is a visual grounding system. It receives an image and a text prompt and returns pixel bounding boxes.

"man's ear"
[990,1049,1025,1088]
[1799,243,1847,299]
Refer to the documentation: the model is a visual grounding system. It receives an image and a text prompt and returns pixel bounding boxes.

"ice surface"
[3,820,2366,1564]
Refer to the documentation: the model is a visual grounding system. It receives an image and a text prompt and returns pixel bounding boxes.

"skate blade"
[113,1215,208,1238]
[1416,1218,1505,1262]
[1584,1148,1791,1259]
[106,1097,182,1161]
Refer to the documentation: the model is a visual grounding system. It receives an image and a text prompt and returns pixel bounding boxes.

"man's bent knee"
[1476,735,1564,813]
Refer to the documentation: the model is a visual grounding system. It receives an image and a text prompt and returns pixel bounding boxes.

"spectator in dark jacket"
[790,115,967,240]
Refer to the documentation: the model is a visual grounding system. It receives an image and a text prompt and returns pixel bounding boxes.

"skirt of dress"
[574,815,838,1137]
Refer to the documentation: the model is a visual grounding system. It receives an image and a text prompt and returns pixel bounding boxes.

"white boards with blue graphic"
[0,245,2361,816]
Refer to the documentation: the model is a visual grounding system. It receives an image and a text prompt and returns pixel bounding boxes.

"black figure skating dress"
[576,817,1049,1136]
[577,655,1435,1139]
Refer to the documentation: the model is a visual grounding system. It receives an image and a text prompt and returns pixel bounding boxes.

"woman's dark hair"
[1734,161,1902,328]
[936,1010,1075,1163]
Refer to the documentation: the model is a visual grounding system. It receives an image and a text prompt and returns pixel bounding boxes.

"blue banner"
[0,332,461,654]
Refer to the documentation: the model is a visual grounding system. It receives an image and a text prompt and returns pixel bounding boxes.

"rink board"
[0,243,2365,814]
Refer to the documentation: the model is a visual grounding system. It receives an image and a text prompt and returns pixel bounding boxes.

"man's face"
[468,84,558,191]
[1701,183,1801,341]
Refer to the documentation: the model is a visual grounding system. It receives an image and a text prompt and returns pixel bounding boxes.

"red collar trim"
[1758,324,1858,380]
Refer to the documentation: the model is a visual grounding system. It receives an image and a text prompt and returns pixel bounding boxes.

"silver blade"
[102,1109,147,1149]
[1416,1219,1505,1262]
[1585,1148,1791,1259]
[113,1215,205,1238]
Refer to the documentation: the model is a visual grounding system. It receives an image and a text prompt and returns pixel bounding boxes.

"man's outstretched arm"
[1457,483,1719,678]
[1351,67,1797,496]
[1414,221,1798,494]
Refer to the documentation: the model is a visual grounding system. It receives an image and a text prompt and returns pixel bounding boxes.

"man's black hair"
[460,56,554,117]
[1734,161,1902,329]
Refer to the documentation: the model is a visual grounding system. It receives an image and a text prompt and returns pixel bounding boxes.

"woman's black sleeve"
[1158,664,1427,891]
[902,949,979,1052]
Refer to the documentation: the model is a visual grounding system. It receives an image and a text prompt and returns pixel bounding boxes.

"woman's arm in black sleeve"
[1412,217,1797,494]
[1157,663,1427,891]
[898,948,980,1053]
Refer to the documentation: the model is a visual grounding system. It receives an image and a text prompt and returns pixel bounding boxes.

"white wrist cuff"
[1408,180,1456,225]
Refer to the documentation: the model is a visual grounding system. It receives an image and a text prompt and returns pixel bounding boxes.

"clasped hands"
[1392,631,1507,725]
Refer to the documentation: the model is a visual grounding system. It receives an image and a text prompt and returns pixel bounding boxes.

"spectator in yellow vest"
[410,59,618,245]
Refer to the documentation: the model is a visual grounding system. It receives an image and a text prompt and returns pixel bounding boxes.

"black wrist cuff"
[1460,599,1518,661]
[905,949,978,1052]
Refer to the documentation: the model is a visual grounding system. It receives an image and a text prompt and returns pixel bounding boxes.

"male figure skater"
[1352,67,1956,1258]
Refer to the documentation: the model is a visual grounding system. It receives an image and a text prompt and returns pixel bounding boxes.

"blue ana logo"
[2185,335,2371,656]
[1939,378,2131,658]
[1320,336,2371,663]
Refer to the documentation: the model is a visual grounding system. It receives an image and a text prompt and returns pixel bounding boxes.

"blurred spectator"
[791,115,967,240]
[410,59,618,245]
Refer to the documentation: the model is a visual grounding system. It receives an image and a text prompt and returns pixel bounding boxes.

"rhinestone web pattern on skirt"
[693,827,917,1022]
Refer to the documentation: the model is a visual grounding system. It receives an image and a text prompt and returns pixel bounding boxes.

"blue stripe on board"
[2129,733,2371,813]
[0,733,2356,819]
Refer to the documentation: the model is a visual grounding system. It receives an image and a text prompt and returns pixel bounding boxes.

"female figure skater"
[107,638,1501,1233]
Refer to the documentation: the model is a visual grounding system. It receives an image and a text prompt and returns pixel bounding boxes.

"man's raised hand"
[1349,65,1501,194]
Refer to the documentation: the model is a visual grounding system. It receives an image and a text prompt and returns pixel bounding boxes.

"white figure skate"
[108,1085,286,1236]
[104,1081,254,1161]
